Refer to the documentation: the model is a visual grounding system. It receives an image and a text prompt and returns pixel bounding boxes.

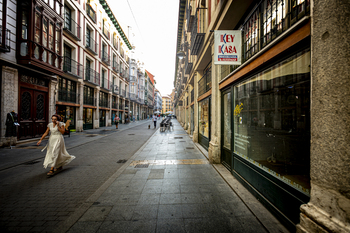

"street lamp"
[176,51,185,60]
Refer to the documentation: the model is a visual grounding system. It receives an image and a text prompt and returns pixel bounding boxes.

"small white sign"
[214,30,242,65]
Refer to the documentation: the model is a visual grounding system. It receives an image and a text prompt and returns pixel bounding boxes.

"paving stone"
[132,204,159,220]
[79,206,112,222]
[68,221,102,233]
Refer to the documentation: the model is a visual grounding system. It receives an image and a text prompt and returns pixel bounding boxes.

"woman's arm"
[37,127,50,145]
[57,122,66,134]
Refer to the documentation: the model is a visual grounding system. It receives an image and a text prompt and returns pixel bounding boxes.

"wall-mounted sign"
[214,30,242,65]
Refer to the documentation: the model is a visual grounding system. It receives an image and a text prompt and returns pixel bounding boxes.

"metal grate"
[186,147,194,149]
[128,134,135,135]
[86,134,98,137]
[174,137,183,139]
[117,159,127,163]
[135,164,149,168]
[180,141,186,142]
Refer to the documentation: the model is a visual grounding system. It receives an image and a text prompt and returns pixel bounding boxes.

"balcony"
[123,90,126,98]
[112,60,119,73]
[86,3,96,23]
[58,89,78,104]
[186,5,194,32]
[63,56,83,78]
[130,75,136,82]
[103,27,110,40]
[140,85,145,90]
[112,84,119,94]
[198,67,211,97]
[64,14,81,41]
[112,102,118,109]
[113,39,118,50]
[99,98,109,108]
[83,95,96,106]
[185,54,193,74]
[100,77,111,91]
[85,67,100,85]
[120,68,125,79]
[86,36,98,55]
[101,50,110,66]
[190,8,206,55]
[119,104,124,110]
[129,93,136,101]
[119,89,125,97]
[0,26,11,52]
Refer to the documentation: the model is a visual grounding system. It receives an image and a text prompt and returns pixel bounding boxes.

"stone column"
[122,98,125,124]
[0,66,18,147]
[193,72,199,143]
[296,1,350,233]
[49,77,58,119]
[76,80,84,132]
[208,36,220,164]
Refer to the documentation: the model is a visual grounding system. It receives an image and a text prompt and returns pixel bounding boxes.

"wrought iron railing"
[86,3,96,23]
[86,36,98,55]
[0,26,11,52]
[119,104,124,110]
[112,102,118,109]
[103,26,110,40]
[198,67,211,97]
[99,98,109,108]
[101,50,110,66]
[112,60,119,73]
[185,53,193,74]
[140,85,145,90]
[120,67,125,79]
[101,77,110,90]
[123,90,126,98]
[186,5,194,32]
[83,96,96,106]
[64,13,81,40]
[190,8,206,55]
[130,75,136,82]
[129,93,136,100]
[119,89,124,97]
[112,84,119,94]
[113,39,118,50]
[58,89,78,103]
[85,67,100,85]
[63,56,84,78]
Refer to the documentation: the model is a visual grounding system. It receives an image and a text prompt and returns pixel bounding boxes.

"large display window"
[83,108,93,130]
[57,106,75,129]
[233,48,310,195]
[198,98,209,138]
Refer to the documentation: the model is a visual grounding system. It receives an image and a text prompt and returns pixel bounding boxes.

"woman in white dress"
[37,114,75,176]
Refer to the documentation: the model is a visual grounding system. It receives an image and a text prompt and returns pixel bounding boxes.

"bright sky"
[108,0,179,97]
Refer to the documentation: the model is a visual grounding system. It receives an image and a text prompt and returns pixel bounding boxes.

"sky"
[108,0,179,97]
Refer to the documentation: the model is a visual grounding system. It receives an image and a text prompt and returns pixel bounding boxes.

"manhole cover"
[23,160,40,165]
[117,159,128,163]
[86,134,98,137]
[186,147,194,149]
[135,164,149,168]
[174,137,183,139]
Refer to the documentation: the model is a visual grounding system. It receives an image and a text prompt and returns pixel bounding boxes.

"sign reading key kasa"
[214,30,242,65]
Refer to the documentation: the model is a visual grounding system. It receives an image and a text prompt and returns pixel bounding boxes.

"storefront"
[221,48,311,228]
[198,97,210,149]
[112,111,117,125]
[83,108,93,130]
[99,110,106,127]
[56,105,76,129]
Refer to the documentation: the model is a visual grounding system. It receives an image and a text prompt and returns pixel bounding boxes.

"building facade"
[154,89,162,113]
[161,96,172,114]
[173,0,350,232]
[0,0,134,146]
[145,70,155,117]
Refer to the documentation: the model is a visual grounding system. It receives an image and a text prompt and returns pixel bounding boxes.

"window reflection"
[234,48,310,195]
[199,98,209,138]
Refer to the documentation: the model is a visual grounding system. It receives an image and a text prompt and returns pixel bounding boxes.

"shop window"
[198,98,210,138]
[233,48,311,195]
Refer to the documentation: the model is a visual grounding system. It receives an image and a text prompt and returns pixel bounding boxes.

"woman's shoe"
[47,169,55,177]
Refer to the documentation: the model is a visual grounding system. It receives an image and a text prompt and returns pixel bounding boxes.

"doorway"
[19,88,48,139]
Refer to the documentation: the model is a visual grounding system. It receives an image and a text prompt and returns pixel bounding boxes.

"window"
[233,48,311,195]
[64,5,71,31]
[86,27,91,47]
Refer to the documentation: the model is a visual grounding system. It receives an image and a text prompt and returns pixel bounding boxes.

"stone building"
[145,70,155,117]
[173,0,349,232]
[0,0,133,146]
[161,95,172,115]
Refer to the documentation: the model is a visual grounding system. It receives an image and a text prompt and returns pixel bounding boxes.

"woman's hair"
[52,114,62,121]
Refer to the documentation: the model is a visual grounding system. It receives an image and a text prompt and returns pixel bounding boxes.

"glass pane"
[43,19,48,47]
[223,92,232,149]
[21,11,28,40]
[233,48,311,195]
[56,28,60,54]
[199,98,209,138]
[42,50,47,62]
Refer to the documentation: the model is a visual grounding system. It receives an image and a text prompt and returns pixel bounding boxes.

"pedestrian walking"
[114,115,120,129]
[133,116,135,122]
[152,114,158,128]
[37,114,75,176]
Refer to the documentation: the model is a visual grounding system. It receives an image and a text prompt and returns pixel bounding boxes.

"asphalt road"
[0,120,158,232]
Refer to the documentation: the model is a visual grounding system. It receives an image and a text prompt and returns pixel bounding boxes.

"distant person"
[133,116,135,122]
[152,114,158,129]
[37,114,75,176]
[114,115,120,129]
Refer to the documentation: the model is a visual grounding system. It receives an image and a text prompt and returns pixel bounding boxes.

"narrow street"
[0,120,287,233]
[0,120,158,232]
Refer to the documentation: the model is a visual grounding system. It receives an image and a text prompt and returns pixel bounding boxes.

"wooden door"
[19,88,48,139]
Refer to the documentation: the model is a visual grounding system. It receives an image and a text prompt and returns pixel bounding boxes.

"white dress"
[42,122,75,169]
